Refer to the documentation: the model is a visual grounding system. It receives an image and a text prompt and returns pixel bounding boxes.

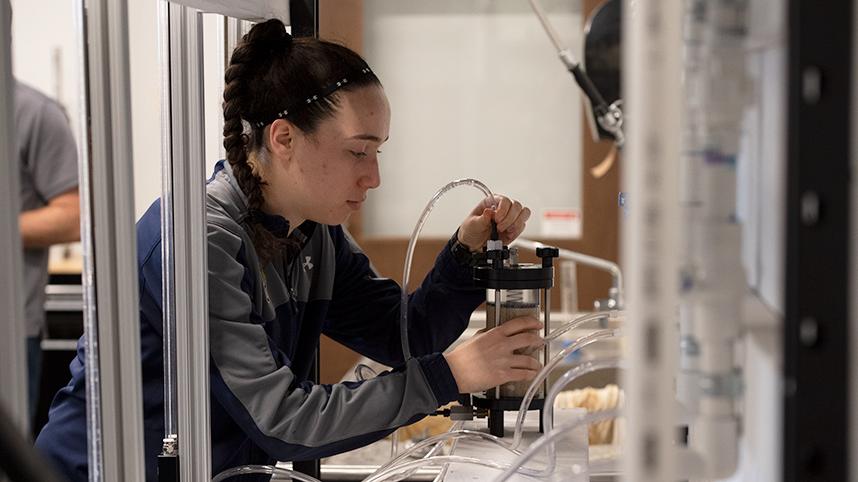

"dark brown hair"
[222,18,381,263]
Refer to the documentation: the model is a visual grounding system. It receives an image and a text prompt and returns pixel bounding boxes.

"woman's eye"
[349,150,367,158]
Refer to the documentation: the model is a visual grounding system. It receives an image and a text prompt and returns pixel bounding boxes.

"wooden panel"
[319,0,365,384]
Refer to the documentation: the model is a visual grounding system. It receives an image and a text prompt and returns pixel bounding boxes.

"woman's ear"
[268,119,296,164]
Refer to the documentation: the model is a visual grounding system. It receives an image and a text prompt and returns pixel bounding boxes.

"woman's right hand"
[444,316,545,394]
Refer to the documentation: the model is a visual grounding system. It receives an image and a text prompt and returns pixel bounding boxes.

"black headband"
[250,67,374,129]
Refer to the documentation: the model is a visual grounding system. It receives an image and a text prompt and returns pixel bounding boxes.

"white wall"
[128,0,163,219]
[13,1,229,221]
[362,0,584,238]
[736,0,786,315]
[10,0,82,154]
[727,0,786,481]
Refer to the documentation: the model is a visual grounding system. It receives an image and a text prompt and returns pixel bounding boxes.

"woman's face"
[268,85,390,227]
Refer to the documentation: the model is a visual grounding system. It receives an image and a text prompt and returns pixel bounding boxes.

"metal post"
[82,0,147,479]
[158,0,179,445]
[621,0,682,481]
[783,0,852,480]
[224,17,242,66]
[846,1,858,474]
[0,0,29,437]
[166,4,211,481]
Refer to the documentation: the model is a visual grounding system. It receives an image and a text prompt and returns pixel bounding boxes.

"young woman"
[36,18,542,480]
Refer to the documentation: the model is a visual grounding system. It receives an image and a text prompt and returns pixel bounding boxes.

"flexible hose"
[544,310,624,342]
[379,429,522,475]
[392,178,493,458]
[511,328,623,449]
[493,409,622,482]
[538,358,625,476]
[400,179,494,361]
[370,410,621,482]
[364,455,534,482]
[211,464,321,482]
[379,421,464,482]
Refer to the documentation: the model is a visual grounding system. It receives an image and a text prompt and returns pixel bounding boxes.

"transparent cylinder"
[486,288,543,398]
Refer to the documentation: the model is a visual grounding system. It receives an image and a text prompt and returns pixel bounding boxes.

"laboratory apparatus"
[468,242,559,437]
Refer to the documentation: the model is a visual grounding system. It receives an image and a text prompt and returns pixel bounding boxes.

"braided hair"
[222,19,380,263]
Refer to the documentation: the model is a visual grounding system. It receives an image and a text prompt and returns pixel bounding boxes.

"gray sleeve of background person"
[207,220,455,458]
[22,96,78,201]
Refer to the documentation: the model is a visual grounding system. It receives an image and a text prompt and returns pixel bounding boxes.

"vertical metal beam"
[167,4,211,480]
[783,0,852,481]
[0,0,29,437]
[289,0,318,37]
[289,3,320,476]
[82,0,147,479]
[621,0,681,481]
[158,0,179,443]
[224,16,242,67]
[847,0,858,474]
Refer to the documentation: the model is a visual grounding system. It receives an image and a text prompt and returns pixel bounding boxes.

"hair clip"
[251,66,374,129]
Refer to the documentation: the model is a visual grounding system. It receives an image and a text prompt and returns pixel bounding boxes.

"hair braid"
[223,43,289,264]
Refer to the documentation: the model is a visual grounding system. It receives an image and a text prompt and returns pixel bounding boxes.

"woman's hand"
[457,195,531,251]
[444,316,544,394]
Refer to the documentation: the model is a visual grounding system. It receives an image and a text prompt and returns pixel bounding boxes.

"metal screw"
[799,317,819,347]
[162,434,178,455]
[802,66,822,104]
[801,191,819,226]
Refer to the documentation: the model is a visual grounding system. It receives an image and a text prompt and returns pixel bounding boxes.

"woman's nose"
[359,158,381,189]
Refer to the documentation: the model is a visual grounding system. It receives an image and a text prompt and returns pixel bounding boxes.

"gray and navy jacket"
[36,160,484,481]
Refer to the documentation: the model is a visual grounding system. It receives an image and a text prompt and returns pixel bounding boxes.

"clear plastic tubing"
[432,423,465,482]
[365,455,536,482]
[381,331,623,477]
[401,179,494,360]
[382,421,464,482]
[370,411,622,482]
[543,358,625,435]
[211,464,321,482]
[378,429,522,476]
[493,409,623,482]
[511,328,623,450]
[538,358,625,477]
[544,310,624,342]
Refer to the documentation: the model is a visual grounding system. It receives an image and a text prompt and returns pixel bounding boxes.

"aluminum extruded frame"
[783,1,852,480]
[81,0,147,479]
[0,0,29,437]
[164,4,212,481]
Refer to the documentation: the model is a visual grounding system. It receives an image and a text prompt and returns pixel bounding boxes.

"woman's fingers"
[498,316,543,336]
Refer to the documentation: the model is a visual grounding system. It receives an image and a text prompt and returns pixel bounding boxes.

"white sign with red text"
[541,208,582,239]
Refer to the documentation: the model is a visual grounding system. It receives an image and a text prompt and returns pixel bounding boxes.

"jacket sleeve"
[206,221,460,461]
[322,226,485,366]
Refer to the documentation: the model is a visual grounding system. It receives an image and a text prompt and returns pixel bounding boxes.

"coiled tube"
[400,179,494,361]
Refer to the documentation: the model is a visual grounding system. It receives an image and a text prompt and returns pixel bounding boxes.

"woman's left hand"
[458,194,531,250]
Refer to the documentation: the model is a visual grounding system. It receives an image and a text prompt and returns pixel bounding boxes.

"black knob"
[536,246,559,267]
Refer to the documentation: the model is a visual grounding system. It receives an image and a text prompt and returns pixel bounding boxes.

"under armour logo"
[302,256,314,272]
